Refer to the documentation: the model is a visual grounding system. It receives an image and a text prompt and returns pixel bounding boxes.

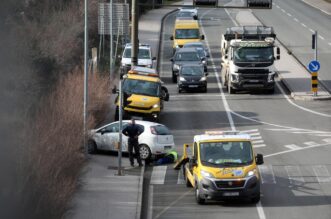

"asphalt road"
[142,7,331,219]
[253,0,331,91]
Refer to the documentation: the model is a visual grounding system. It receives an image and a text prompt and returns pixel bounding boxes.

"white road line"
[304,141,319,146]
[249,133,261,137]
[256,201,266,219]
[287,13,292,17]
[285,166,305,185]
[251,136,262,140]
[312,165,331,183]
[253,144,267,148]
[150,166,167,184]
[318,35,325,40]
[328,42,331,46]
[301,23,307,28]
[147,185,154,219]
[322,138,331,143]
[276,5,280,9]
[177,169,185,184]
[301,0,331,15]
[294,18,299,22]
[252,140,264,144]
[281,9,286,13]
[259,165,276,184]
[241,129,259,133]
[284,144,302,150]
[309,28,315,33]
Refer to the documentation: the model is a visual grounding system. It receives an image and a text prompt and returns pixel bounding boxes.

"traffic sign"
[308,60,320,72]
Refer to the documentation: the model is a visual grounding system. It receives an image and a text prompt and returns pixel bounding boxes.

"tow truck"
[114,66,169,122]
[221,26,280,94]
[174,131,264,204]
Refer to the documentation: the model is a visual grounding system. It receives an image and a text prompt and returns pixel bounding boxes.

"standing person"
[122,119,143,167]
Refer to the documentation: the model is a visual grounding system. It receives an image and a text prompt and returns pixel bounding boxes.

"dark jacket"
[122,124,143,141]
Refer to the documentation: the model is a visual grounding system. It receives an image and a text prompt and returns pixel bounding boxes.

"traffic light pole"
[118,80,123,175]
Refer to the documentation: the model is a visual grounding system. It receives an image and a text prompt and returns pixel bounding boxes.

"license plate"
[189,85,198,88]
[223,192,239,197]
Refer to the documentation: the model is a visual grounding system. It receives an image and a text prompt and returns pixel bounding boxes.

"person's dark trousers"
[128,139,142,166]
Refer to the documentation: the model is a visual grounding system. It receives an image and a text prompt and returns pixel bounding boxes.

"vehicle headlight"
[246,169,257,177]
[231,72,239,82]
[175,44,180,48]
[201,170,215,179]
[174,64,180,70]
[268,72,275,82]
[199,76,207,81]
[179,76,186,82]
[153,104,159,108]
[146,64,152,68]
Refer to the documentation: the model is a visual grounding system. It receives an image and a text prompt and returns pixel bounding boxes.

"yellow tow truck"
[175,131,264,204]
[114,66,169,122]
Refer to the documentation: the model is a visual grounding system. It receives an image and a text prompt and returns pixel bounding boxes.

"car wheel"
[139,144,151,160]
[195,183,205,204]
[172,72,177,83]
[251,192,261,203]
[87,140,98,154]
[266,88,275,94]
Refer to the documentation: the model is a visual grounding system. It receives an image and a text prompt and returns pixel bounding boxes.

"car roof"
[176,47,199,53]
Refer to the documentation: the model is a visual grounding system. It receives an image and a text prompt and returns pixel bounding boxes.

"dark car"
[177,64,208,93]
[170,48,204,83]
[193,0,218,6]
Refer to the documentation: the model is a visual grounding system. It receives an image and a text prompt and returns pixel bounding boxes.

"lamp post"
[83,0,89,157]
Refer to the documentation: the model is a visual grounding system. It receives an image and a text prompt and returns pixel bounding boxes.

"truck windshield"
[122,78,160,97]
[234,47,273,63]
[123,48,151,59]
[175,29,199,39]
[199,141,253,166]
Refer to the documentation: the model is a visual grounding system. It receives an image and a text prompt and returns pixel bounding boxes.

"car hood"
[181,75,203,81]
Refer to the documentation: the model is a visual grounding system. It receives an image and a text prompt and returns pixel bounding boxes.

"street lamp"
[83,0,89,157]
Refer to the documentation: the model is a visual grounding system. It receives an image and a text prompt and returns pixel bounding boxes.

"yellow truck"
[176,131,264,204]
[170,19,204,54]
[114,66,169,122]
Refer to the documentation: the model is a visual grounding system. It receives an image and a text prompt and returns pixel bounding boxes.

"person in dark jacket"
[122,119,143,167]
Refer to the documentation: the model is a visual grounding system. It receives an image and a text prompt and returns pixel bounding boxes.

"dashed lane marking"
[304,141,319,146]
[259,165,276,184]
[318,35,325,40]
[150,166,167,185]
[309,28,314,33]
[253,144,267,148]
[287,13,292,17]
[301,23,307,28]
[177,168,185,185]
[294,18,299,22]
[281,9,286,13]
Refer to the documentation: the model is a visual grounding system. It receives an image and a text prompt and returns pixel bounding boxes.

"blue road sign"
[308,60,320,72]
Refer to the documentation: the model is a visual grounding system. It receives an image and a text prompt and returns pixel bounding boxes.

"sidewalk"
[235,11,331,100]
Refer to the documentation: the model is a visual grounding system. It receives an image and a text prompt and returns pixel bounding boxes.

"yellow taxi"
[179,131,264,204]
[170,19,204,53]
[114,66,169,121]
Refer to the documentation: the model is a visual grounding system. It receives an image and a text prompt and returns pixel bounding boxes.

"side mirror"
[201,35,205,40]
[276,47,280,60]
[112,86,118,94]
[255,154,264,165]
[193,15,198,20]
[170,36,174,40]
[152,57,156,60]
[224,54,228,59]
[189,158,197,167]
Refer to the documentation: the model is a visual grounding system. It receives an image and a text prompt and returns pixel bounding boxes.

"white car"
[121,43,156,72]
[178,6,198,19]
[88,120,175,160]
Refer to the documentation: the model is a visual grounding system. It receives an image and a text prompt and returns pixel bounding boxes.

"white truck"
[221,26,280,94]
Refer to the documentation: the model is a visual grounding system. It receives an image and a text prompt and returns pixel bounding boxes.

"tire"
[178,86,182,93]
[114,107,119,121]
[139,144,151,160]
[87,140,97,154]
[172,72,177,83]
[251,192,261,203]
[202,86,207,93]
[195,183,205,204]
[266,88,275,94]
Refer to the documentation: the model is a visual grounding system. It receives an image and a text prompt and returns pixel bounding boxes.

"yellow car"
[170,19,204,54]
[114,67,169,122]
[180,131,264,204]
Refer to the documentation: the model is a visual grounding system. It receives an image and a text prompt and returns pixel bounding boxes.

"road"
[253,0,331,91]
[141,7,331,219]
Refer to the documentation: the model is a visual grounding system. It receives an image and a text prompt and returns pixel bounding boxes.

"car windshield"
[123,48,151,59]
[181,66,203,76]
[122,78,160,97]
[175,52,200,61]
[234,47,274,63]
[177,12,193,17]
[175,29,199,39]
[184,44,203,49]
[199,141,253,166]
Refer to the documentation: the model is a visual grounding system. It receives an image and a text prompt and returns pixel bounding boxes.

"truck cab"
[114,67,169,122]
[221,26,280,94]
[181,131,264,204]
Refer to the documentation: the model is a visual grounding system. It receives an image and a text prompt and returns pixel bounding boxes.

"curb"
[136,166,145,219]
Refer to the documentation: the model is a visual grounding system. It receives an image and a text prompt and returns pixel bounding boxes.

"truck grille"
[237,69,269,74]
[215,180,245,189]
[127,105,153,110]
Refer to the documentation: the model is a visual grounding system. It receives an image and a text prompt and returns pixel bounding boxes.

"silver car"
[88,120,175,160]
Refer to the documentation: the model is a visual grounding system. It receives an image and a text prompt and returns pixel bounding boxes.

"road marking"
[147,185,153,219]
[281,9,286,13]
[287,13,292,17]
[259,165,276,184]
[252,140,264,144]
[301,23,307,28]
[241,129,259,133]
[150,166,167,184]
[285,166,305,185]
[256,201,266,219]
[253,144,267,148]
[304,141,319,146]
[328,42,331,46]
[251,136,262,140]
[294,18,299,22]
[276,5,280,9]
[312,165,331,183]
[249,132,261,136]
[323,138,331,143]
[177,169,185,184]
[318,35,325,40]
[309,28,314,33]
[284,144,302,150]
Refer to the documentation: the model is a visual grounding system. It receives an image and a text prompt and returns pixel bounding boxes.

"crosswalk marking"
[248,133,260,136]
[259,165,276,184]
[252,140,264,144]
[177,169,185,185]
[304,141,319,146]
[322,138,331,143]
[312,165,331,183]
[241,129,259,133]
[284,144,302,150]
[150,166,167,185]
[253,144,266,148]
[251,136,262,140]
[285,166,305,185]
